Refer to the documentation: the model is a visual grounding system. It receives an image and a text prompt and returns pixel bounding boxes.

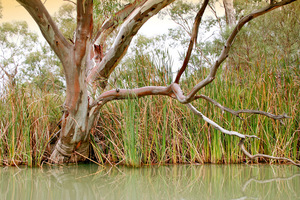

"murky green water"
[0,164,299,200]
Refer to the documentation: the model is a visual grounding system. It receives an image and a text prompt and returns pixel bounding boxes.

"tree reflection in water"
[0,164,299,200]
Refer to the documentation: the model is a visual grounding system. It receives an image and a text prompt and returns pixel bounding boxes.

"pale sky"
[1,0,65,34]
[0,0,224,72]
[0,0,224,37]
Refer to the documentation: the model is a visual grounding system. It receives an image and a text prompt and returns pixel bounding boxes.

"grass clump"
[92,51,299,166]
[0,83,62,166]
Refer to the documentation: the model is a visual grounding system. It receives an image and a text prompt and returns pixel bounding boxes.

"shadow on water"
[0,164,299,200]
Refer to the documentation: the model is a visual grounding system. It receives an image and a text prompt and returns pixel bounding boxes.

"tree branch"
[197,94,291,121]
[74,0,93,67]
[239,138,300,167]
[93,0,146,44]
[178,0,297,103]
[186,103,258,139]
[87,0,175,88]
[64,0,76,5]
[90,85,173,108]
[186,103,300,167]
[16,0,71,62]
[174,0,209,84]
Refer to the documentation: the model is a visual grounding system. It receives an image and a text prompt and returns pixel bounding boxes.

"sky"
[0,0,225,72]
[0,0,224,38]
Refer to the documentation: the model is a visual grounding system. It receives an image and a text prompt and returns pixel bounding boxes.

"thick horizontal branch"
[174,0,209,84]
[239,138,300,167]
[17,0,71,62]
[87,0,175,86]
[91,83,291,124]
[90,85,173,108]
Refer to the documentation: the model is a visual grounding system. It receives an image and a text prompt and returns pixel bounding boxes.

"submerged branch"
[238,138,300,167]
[242,173,300,192]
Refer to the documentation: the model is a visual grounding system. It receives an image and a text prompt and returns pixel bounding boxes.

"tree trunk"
[223,0,236,27]
[222,0,236,72]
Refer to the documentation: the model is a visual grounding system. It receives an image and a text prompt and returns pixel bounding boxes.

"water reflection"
[0,164,299,200]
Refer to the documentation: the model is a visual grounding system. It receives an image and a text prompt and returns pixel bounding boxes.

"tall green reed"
[0,83,62,166]
[92,49,299,166]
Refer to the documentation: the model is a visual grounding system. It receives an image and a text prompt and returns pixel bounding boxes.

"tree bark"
[223,0,236,27]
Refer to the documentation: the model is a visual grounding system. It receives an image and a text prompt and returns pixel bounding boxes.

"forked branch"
[176,0,297,103]
[87,0,175,87]
[186,103,258,139]
[88,0,298,166]
[16,0,71,63]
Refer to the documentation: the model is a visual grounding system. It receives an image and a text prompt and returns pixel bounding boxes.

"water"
[0,164,299,200]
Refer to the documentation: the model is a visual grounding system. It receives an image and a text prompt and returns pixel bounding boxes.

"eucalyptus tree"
[16,0,299,166]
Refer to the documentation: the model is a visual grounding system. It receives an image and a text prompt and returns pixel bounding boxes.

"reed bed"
[0,83,62,166]
[0,53,298,167]
[0,45,299,167]
[92,52,300,166]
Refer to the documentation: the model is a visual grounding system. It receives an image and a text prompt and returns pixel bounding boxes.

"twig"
[75,151,104,167]
[63,0,76,5]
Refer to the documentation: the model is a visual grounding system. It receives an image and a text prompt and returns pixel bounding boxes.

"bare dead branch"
[87,0,175,88]
[186,103,300,167]
[186,103,258,139]
[16,0,71,62]
[197,94,291,121]
[174,0,209,84]
[238,138,300,167]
